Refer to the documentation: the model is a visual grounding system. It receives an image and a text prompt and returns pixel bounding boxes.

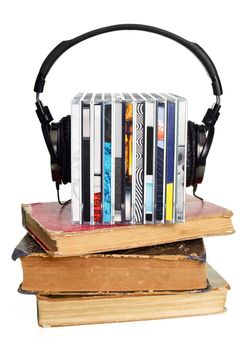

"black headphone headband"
[34,23,223,96]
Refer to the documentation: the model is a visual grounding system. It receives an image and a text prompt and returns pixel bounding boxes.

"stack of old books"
[12,195,234,327]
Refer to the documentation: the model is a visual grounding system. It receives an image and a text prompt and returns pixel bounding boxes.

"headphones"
[34,24,222,200]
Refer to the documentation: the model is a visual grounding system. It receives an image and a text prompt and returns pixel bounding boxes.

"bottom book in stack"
[37,266,228,327]
[13,234,229,327]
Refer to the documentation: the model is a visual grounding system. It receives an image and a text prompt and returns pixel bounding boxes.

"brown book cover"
[13,234,206,292]
[21,195,234,256]
[36,264,230,327]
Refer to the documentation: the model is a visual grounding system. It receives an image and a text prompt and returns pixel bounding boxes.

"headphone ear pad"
[59,115,71,184]
[194,124,207,184]
[186,121,197,187]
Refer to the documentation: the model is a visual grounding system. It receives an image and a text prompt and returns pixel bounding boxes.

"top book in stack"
[21,195,234,256]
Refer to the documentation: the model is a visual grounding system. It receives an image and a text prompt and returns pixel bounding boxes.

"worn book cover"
[13,234,206,292]
[21,195,234,256]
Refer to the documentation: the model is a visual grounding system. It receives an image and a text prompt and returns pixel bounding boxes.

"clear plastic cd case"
[71,93,187,225]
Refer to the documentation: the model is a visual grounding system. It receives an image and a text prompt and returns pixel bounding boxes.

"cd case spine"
[71,93,83,224]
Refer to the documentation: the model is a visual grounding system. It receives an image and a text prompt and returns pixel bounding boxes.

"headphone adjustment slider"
[202,104,221,129]
[35,100,53,125]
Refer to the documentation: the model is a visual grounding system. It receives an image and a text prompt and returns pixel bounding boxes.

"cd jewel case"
[71,93,187,225]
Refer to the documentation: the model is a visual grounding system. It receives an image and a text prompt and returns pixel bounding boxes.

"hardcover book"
[36,264,229,327]
[13,234,207,293]
[21,195,234,256]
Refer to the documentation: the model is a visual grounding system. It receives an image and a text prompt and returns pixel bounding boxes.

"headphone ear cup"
[194,124,207,184]
[186,121,197,187]
[59,115,71,184]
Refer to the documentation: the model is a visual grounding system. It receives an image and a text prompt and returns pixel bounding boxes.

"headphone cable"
[56,182,71,206]
[192,184,204,202]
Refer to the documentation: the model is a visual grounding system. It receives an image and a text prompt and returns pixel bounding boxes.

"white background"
[1,0,245,349]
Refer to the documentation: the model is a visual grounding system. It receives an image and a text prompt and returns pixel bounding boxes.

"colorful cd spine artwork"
[82,93,92,223]
[165,101,175,222]
[114,94,123,222]
[124,101,133,223]
[134,101,145,223]
[93,94,102,223]
[156,101,165,222]
[145,99,154,223]
[102,101,112,224]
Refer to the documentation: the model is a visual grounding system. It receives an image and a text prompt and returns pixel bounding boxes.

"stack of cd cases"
[71,93,187,225]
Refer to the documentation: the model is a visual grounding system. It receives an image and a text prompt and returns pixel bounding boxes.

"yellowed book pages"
[14,234,207,293]
[37,264,230,327]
